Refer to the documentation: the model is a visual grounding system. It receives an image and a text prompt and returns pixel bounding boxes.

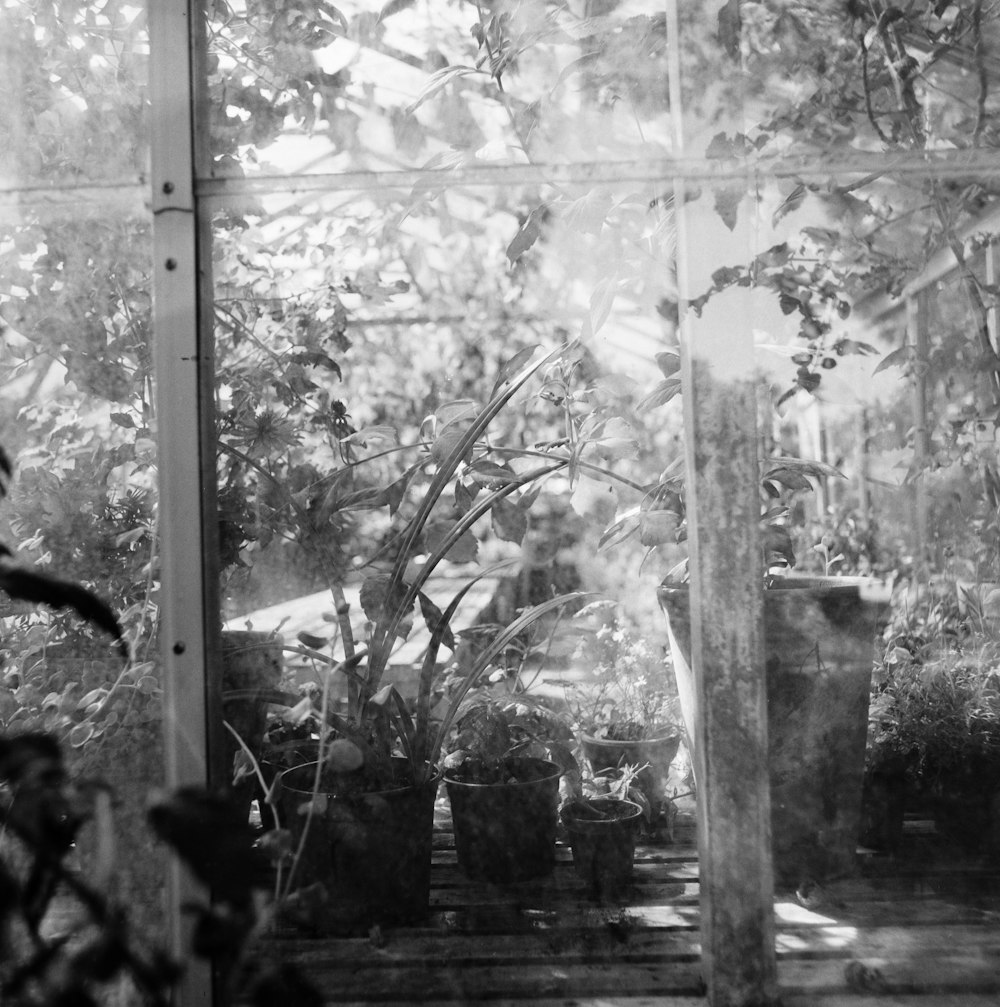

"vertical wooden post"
[908,293,929,573]
[149,2,216,1003]
[675,205,777,1007]
[665,3,776,1003]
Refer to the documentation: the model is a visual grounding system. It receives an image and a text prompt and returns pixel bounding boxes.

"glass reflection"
[0,0,164,965]
[205,0,671,177]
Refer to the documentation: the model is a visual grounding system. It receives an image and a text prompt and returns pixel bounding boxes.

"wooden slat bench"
[256,817,1000,1006]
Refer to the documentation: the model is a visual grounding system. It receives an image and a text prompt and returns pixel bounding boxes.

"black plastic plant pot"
[277,760,439,936]
[444,757,562,883]
[561,798,643,901]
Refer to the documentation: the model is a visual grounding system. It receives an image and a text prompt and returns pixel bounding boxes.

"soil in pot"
[561,798,642,901]
[277,759,439,935]
[580,732,680,832]
[444,757,561,883]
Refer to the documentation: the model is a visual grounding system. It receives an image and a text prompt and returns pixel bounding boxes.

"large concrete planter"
[658,576,890,885]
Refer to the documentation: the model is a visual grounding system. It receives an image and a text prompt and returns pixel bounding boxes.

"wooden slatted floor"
[259,818,1000,1006]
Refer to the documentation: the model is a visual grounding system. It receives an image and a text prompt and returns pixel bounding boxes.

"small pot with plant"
[442,699,574,884]
[560,764,646,902]
[867,593,1000,856]
[567,603,682,835]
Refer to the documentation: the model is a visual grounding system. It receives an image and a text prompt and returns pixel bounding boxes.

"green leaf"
[764,467,813,492]
[763,525,796,568]
[505,206,546,264]
[0,565,126,655]
[710,264,744,288]
[431,420,475,466]
[772,182,807,227]
[424,519,479,563]
[491,495,528,544]
[654,350,680,378]
[406,65,480,114]
[110,412,135,429]
[77,688,107,710]
[717,0,742,60]
[639,508,679,547]
[832,337,877,356]
[360,575,414,638]
[873,344,913,374]
[598,512,639,550]
[636,377,681,412]
[466,459,517,488]
[417,592,456,652]
[779,293,800,315]
[492,346,540,395]
[714,184,743,231]
[70,722,94,748]
[589,276,619,335]
[762,455,842,480]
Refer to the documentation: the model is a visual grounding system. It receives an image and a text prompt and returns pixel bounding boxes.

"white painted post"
[149,2,216,1003]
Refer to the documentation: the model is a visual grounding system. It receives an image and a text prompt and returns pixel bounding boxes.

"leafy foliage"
[0,731,321,1007]
[566,601,679,740]
[869,580,1000,789]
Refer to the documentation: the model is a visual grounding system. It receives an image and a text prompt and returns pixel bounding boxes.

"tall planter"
[658,576,890,884]
[277,760,439,935]
[444,757,561,883]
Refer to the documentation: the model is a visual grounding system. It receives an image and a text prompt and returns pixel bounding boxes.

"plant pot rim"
[658,573,891,601]
[581,731,680,746]
[443,756,561,790]
[561,797,643,826]
[279,759,440,798]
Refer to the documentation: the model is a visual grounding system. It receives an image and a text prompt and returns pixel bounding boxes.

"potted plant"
[442,698,573,884]
[560,764,645,902]
[867,601,1000,857]
[261,347,588,931]
[566,603,682,836]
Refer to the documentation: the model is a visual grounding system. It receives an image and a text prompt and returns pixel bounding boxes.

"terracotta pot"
[561,798,643,901]
[444,757,561,883]
[580,732,681,820]
[659,576,890,884]
[277,760,439,935]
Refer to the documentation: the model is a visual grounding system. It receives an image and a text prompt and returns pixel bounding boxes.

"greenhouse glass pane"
[0,0,166,985]
[203,0,671,180]
[196,1,1000,1001]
